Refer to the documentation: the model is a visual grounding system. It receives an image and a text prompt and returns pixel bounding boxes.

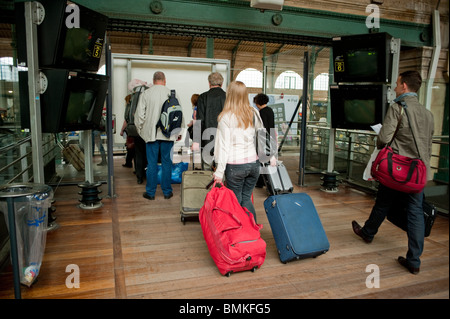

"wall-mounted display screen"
[20,69,109,133]
[330,84,388,131]
[15,0,108,72]
[332,32,392,83]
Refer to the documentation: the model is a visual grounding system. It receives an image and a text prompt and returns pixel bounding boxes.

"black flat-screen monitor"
[15,0,108,72]
[19,69,109,133]
[330,84,388,131]
[332,32,392,83]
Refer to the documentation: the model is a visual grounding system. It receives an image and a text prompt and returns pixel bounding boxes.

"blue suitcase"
[264,193,330,263]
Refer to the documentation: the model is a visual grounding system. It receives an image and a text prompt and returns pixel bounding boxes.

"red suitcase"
[199,183,266,276]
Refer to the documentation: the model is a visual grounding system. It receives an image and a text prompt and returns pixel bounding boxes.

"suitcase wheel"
[225,271,232,277]
[251,266,258,272]
[277,250,288,264]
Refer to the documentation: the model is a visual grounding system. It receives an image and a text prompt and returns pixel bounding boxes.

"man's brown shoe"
[397,256,420,275]
[352,220,373,243]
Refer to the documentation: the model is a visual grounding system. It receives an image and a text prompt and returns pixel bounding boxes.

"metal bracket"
[38,71,48,94]
[390,37,399,54]
[387,86,396,104]
[32,2,45,25]
[388,37,401,103]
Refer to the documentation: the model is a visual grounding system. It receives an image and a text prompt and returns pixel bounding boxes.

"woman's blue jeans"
[362,184,425,268]
[224,161,260,221]
[145,140,174,197]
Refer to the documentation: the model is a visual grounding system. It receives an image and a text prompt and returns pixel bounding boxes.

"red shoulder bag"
[371,101,427,193]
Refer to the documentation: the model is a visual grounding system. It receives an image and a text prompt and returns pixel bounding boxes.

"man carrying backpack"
[135,71,184,200]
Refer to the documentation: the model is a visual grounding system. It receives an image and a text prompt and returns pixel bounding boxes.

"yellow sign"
[93,44,102,58]
[335,61,344,72]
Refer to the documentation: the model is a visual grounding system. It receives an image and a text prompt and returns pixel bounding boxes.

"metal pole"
[105,39,115,197]
[298,51,309,186]
[206,38,214,59]
[7,197,21,299]
[424,10,441,111]
[24,1,44,184]
[326,47,336,173]
[278,98,302,154]
[327,129,336,172]
[262,43,266,94]
[82,130,94,183]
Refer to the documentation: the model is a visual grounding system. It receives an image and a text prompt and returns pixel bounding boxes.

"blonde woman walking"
[213,81,275,221]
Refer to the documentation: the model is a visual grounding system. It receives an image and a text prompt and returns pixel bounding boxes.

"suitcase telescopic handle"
[206,179,215,189]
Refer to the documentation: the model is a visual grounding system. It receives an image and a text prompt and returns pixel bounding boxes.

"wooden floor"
[0,154,448,300]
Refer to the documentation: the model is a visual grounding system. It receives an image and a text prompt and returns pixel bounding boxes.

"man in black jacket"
[194,72,226,170]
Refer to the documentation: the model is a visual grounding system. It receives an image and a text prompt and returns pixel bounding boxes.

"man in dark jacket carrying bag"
[352,71,434,274]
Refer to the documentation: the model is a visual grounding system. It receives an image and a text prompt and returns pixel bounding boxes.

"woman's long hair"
[218,81,254,129]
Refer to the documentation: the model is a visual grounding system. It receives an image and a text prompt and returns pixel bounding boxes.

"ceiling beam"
[72,0,431,47]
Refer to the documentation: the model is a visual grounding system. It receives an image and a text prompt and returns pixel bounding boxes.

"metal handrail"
[0,135,58,185]
[0,136,32,184]
[0,152,29,175]
[278,123,449,185]
[0,136,31,153]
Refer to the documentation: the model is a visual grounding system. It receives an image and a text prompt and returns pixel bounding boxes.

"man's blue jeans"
[362,184,425,268]
[145,140,173,197]
[224,161,260,221]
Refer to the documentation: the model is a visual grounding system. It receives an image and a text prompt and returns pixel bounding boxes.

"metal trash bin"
[0,183,53,298]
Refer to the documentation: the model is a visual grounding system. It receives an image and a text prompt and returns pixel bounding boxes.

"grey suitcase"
[180,170,213,223]
[263,163,294,196]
